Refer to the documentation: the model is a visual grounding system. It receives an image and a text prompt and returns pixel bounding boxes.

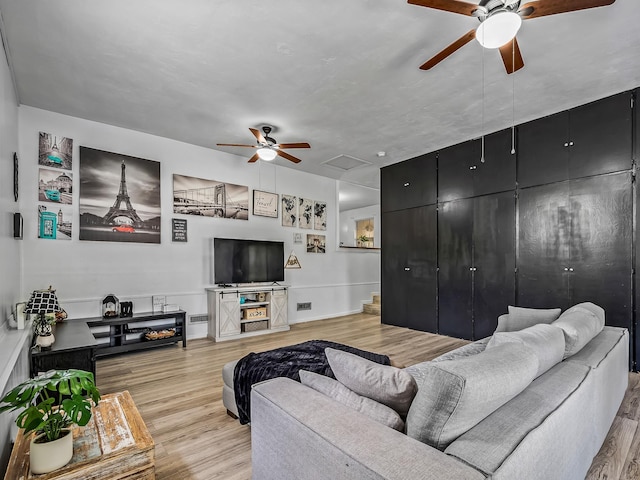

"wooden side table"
[4,390,155,480]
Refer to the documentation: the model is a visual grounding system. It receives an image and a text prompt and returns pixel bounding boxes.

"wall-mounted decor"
[172,218,188,242]
[13,152,18,201]
[298,198,313,229]
[253,190,278,218]
[38,168,73,204]
[173,174,248,220]
[39,132,72,170]
[293,232,302,244]
[79,147,161,243]
[285,251,302,269]
[281,194,297,227]
[314,201,327,230]
[306,234,326,253]
[38,205,72,240]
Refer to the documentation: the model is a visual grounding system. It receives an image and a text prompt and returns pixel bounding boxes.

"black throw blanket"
[233,339,390,424]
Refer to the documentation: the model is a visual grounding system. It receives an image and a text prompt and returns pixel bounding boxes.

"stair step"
[372,294,381,305]
[363,303,381,315]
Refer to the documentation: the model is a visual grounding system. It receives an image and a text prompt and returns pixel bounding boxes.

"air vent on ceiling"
[322,154,371,171]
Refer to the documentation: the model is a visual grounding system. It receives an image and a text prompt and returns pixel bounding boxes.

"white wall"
[18,107,380,338]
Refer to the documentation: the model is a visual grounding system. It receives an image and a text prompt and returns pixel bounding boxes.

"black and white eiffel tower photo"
[78,146,161,244]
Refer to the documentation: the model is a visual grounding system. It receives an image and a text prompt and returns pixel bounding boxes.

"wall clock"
[13,152,18,201]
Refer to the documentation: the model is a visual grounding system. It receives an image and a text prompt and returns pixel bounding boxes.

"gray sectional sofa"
[250,303,629,480]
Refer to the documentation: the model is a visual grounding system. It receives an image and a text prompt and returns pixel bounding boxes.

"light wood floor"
[96,313,640,480]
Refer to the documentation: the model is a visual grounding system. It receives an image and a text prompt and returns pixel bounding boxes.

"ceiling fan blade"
[408,0,480,16]
[277,142,311,149]
[520,0,615,20]
[276,150,302,164]
[248,153,260,163]
[249,127,267,144]
[216,143,257,148]
[420,29,476,70]
[499,37,524,74]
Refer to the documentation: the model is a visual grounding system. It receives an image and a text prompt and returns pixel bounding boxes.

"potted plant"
[0,369,100,474]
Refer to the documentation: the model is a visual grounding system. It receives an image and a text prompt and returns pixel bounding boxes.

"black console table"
[30,311,187,379]
[31,319,97,378]
[85,310,187,357]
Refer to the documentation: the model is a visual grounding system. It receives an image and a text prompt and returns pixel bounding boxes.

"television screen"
[214,238,284,285]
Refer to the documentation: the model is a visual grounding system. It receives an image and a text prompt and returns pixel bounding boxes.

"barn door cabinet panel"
[518,92,632,188]
[381,205,437,333]
[438,191,515,341]
[438,128,516,202]
[518,172,632,328]
[381,152,437,212]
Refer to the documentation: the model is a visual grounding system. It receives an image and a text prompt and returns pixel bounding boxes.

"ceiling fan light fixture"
[476,11,522,49]
[257,147,277,161]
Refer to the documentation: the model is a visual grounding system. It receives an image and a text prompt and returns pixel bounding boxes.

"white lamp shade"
[257,147,277,161]
[476,11,522,49]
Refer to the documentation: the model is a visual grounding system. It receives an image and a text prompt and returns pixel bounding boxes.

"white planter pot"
[30,428,73,474]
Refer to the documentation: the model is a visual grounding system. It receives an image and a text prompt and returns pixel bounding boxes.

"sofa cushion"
[553,304,605,359]
[298,370,405,431]
[325,347,418,417]
[495,306,562,332]
[487,323,565,378]
[405,343,538,450]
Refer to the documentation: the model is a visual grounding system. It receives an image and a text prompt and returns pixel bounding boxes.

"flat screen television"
[214,238,285,285]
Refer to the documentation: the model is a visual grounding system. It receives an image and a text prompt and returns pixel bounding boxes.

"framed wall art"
[173,174,249,219]
[298,198,313,229]
[79,146,161,243]
[314,201,327,230]
[39,132,73,170]
[253,190,278,218]
[282,194,297,227]
[306,234,326,253]
[172,218,188,242]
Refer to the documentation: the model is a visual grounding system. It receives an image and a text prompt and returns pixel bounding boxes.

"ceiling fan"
[409,0,616,74]
[217,126,311,164]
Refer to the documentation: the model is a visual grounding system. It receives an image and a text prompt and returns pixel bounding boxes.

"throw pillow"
[487,323,565,378]
[495,306,562,332]
[553,304,605,359]
[325,347,418,417]
[405,343,538,450]
[299,370,405,431]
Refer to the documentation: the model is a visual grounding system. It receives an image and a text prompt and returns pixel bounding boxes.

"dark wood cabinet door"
[569,92,632,180]
[517,111,570,188]
[517,182,572,311]
[568,173,632,329]
[381,206,437,332]
[473,191,516,339]
[438,141,476,202]
[381,153,437,212]
[475,128,517,197]
[381,210,408,326]
[438,198,473,339]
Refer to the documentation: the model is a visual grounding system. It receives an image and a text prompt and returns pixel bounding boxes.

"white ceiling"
[1,0,638,193]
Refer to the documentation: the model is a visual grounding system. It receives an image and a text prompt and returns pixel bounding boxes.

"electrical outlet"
[297,302,312,311]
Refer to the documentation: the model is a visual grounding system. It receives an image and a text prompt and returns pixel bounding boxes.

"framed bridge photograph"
[173,174,248,220]
[78,146,161,243]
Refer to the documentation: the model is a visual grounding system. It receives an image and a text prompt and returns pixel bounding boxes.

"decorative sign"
[172,218,188,242]
[253,190,278,218]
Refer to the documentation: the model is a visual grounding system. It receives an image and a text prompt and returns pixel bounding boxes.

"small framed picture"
[15,302,27,329]
[253,190,278,218]
[293,232,302,244]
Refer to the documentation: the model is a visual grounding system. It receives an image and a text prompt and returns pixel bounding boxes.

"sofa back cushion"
[406,343,538,450]
[553,303,605,359]
[299,370,405,431]
[486,323,565,378]
[325,347,418,417]
[495,306,562,332]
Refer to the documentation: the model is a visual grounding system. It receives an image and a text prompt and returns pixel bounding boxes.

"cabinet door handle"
[469,267,477,271]
[403,182,410,187]
[569,267,574,272]
[564,267,569,271]
[404,267,411,271]
[469,165,477,170]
